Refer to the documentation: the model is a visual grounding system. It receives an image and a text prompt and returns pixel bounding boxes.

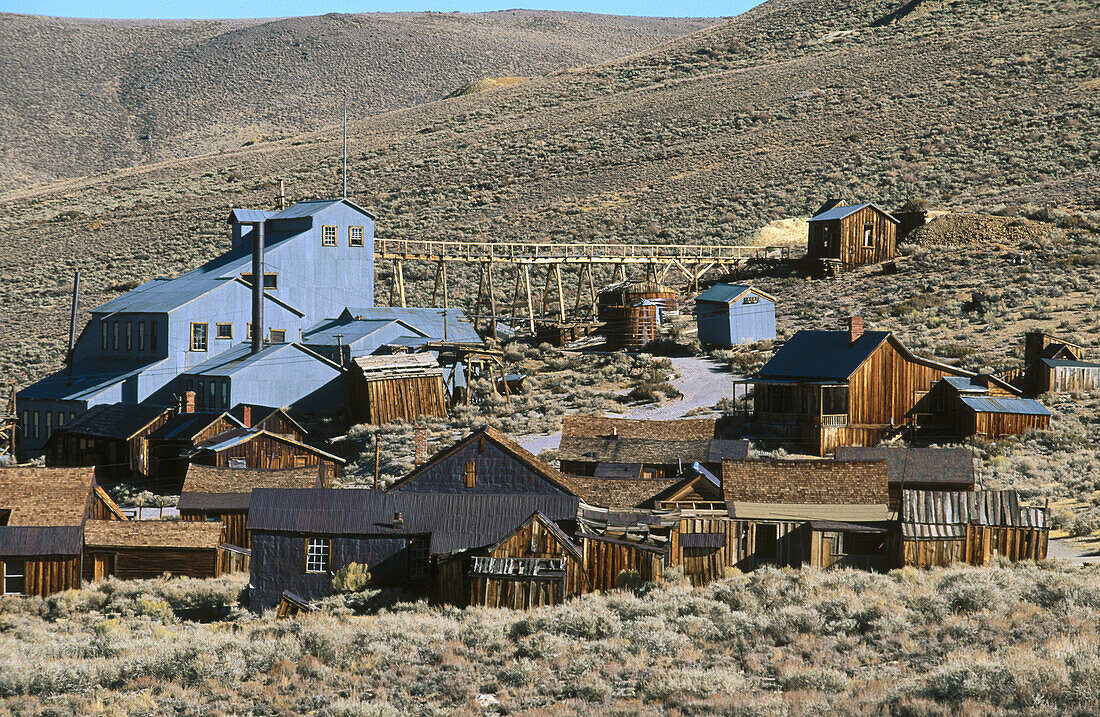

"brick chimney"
[241,405,252,428]
[413,426,428,466]
[847,316,864,344]
[184,390,196,413]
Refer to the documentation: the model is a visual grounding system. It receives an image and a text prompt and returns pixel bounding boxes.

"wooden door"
[92,553,116,581]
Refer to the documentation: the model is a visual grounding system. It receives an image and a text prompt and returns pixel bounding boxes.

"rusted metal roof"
[901,489,1048,539]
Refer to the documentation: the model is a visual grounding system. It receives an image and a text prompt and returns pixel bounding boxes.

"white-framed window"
[321,226,337,247]
[191,323,208,352]
[1,559,25,595]
[349,226,364,247]
[306,538,330,573]
[216,323,233,340]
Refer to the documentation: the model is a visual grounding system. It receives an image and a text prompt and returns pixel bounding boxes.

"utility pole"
[66,271,80,385]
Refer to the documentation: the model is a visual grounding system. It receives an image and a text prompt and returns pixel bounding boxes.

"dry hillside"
[0,10,712,184]
[0,0,1097,388]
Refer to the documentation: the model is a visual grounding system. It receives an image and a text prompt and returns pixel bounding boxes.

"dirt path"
[1046,536,1100,565]
[518,356,734,456]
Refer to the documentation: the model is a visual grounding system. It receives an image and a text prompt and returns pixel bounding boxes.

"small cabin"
[348,354,448,426]
[694,284,776,347]
[1006,331,1100,396]
[82,520,235,581]
[807,202,899,267]
[929,376,1051,439]
[187,428,344,480]
[45,403,173,479]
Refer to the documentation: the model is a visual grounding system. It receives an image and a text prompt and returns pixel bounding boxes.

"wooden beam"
[554,264,566,322]
[396,260,406,308]
[523,264,536,333]
[487,261,498,340]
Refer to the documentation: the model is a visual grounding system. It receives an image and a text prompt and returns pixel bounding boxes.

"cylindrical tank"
[596,280,676,322]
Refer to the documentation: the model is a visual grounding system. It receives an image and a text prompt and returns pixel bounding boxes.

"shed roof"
[351,353,444,379]
[17,357,168,401]
[229,209,275,224]
[178,464,323,512]
[83,519,224,550]
[557,436,748,466]
[53,402,170,441]
[0,467,95,526]
[943,376,989,393]
[339,307,481,344]
[958,396,1051,416]
[562,416,717,441]
[695,284,776,305]
[833,446,975,487]
[577,502,680,545]
[808,202,899,223]
[901,489,1048,538]
[723,459,890,521]
[149,412,242,442]
[562,474,681,509]
[247,489,580,555]
[1040,358,1100,369]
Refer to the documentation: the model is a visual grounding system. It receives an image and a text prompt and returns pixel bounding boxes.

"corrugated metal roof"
[901,489,1048,530]
[339,307,481,344]
[1041,358,1100,369]
[943,376,988,393]
[755,330,891,380]
[303,318,423,346]
[834,446,975,486]
[247,489,579,555]
[696,283,752,304]
[54,402,169,441]
[0,526,84,555]
[958,395,1051,416]
[808,202,899,223]
[183,342,339,377]
[17,357,168,401]
[229,209,275,224]
[269,199,344,220]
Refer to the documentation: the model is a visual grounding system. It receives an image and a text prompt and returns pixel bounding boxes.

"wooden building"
[178,464,326,548]
[578,533,665,592]
[834,446,975,511]
[929,376,1051,439]
[147,409,245,482]
[746,317,973,455]
[901,489,1048,567]
[45,403,173,479]
[82,520,234,581]
[557,416,748,488]
[389,426,579,497]
[694,284,776,347]
[230,404,308,442]
[187,428,344,480]
[348,354,447,426]
[0,467,125,597]
[437,511,587,609]
[1002,331,1100,396]
[806,202,898,269]
[246,488,580,612]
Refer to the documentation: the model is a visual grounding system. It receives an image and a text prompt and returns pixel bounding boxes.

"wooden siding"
[255,413,307,443]
[1044,364,1100,394]
[580,536,664,591]
[217,545,251,575]
[181,511,247,548]
[195,433,340,477]
[10,556,82,596]
[966,410,1050,439]
[902,525,1048,568]
[193,415,243,444]
[486,516,586,598]
[465,568,567,609]
[82,547,220,582]
[354,374,447,426]
[807,206,896,265]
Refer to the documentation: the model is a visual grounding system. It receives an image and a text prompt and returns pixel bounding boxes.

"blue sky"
[2,1,756,19]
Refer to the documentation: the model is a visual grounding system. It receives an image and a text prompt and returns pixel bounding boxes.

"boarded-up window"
[463,461,476,488]
[305,538,330,573]
[349,226,364,247]
[269,329,286,343]
[322,226,337,247]
[293,455,308,467]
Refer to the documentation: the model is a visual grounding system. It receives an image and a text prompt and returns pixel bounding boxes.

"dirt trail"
[518,356,734,456]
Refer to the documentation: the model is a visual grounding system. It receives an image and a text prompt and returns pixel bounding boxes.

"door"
[92,553,116,581]
[755,524,779,566]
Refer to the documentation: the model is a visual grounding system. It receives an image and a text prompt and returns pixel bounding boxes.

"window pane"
[112,322,119,350]
[349,226,364,247]
[101,320,109,350]
[125,321,133,351]
[191,323,208,351]
[217,323,233,339]
[322,226,337,246]
[3,558,25,595]
[306,538,330,573]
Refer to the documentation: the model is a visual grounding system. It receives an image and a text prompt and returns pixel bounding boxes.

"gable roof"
[247,489,580,555]
[190,429,346,464]
[1040,357,1100,369]
[269,198,377,221]
[833,446,975,487]
[149,412,243,442]
[178,464,323,512]
[558,436,749,467]
[388,426,577,495]
[303,317,429,347]
[562,416,717,441]
[18,357,169,402]
[229,209,275,224]
[809,202,899,223]
[338,307,481,344]
[83,519,224,550]
[695,284,776,305]
[0,467,94,526]
[723,459,890,521]
[0,526,84,556]
[51,402,170,442]
[562,474,681,509]
[228,404,307,435]
[488,511,581,560]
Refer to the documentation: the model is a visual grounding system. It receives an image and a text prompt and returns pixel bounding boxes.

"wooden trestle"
[377,239,789,335]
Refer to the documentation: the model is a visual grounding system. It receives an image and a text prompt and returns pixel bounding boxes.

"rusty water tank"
[596,280,676,322]
[597,280,673,350]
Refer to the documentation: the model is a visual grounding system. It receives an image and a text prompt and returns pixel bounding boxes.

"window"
[463,461,476,488]
[306,538,330,573]
[240,273,278,289]
[321,225,337,247]
[69,412,76,423]
[221,380,229,409]
[205,515,222,522]
[21,411,28,438]
[349,226,364,247]
[150,322,158,351]
[408,537,429,579]
[33,412,39,440]
[246,323,253,340]
[293,455,309,467]
[191,323,208,352]
[755,524,778,562]
[821,386,849,416]
[137,322,145,351]
[112,321,119,350]
[228,458,247,469]
[57,411,65,427]
[125,321,133,351]
[101,320,109,350]
[208,381,216,410]
[216,323,233,340]
[269,329,286,343]
[45,411,52,438]
[197,381,206,410]
[1,559,25,595]
[743,295,760,305]
[862,222,875,248]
